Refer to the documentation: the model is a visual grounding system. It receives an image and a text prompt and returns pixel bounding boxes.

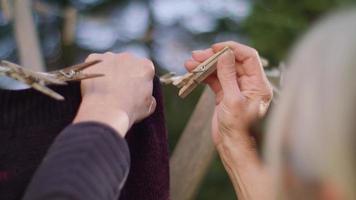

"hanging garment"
[0,77,169,200]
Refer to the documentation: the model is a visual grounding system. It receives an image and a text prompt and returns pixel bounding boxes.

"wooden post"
[170,87,216,200]
[13,0,44,71]
[1,0,12,21]
[63,7,77,45]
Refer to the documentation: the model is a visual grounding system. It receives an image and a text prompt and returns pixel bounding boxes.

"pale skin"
[74,52,157,137]
[68,43,344,200]
[185,41,274,200]
[72,44,272,199]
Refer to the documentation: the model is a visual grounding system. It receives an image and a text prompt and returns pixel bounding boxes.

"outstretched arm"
[185,41,274,200]
[23,52,157,200]
[23,122,130,200]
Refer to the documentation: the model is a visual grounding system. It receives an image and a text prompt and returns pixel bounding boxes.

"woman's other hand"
[185,41,272,146]
[185,41,273,200]
[74,52,156,137]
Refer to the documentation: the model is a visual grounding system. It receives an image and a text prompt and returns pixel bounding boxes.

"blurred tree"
[243,0,355,65]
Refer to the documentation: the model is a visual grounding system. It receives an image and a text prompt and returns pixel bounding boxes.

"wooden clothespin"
[160,46,230,98]
[0,60,103,100]
[51,60,104,82]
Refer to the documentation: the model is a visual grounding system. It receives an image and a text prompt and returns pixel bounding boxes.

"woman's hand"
[185,41,272,146]
[185,41,273,200]
[74,52,156,137]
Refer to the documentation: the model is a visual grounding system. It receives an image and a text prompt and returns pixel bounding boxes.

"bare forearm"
[216,132,273,200]
[74,97,131,137]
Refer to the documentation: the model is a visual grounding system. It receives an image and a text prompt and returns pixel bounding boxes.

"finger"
[212,41,264,77]
[184,48,215,71]
[135,96,156,122]
[141,58,156,80]
[212,41,258,62]
[216,50,240,99]
[205,75,222,94]
[191,48,215,62]
[85,53,103,62]
[104,51,115,57]
[184,58,222,94]
[184,58,200,72]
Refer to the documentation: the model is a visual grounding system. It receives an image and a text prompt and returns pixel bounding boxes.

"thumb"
[135,97,157,123]
[147,97,157,116]
[217,50,240,98]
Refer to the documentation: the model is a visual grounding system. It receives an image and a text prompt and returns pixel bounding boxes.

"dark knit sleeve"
[22,122,130,200]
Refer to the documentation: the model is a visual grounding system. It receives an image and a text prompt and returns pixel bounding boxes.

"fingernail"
[221,50,235,65]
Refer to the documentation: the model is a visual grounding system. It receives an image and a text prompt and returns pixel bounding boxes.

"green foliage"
[242,0,355,65]
[196,156,236,200]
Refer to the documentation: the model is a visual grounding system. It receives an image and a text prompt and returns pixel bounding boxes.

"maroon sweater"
[0,77,169,200]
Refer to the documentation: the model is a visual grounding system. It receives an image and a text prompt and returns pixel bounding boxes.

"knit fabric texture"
[0,77,169,200]
[23,122,131,200]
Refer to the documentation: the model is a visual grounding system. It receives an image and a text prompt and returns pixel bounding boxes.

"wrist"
[74,97,132,137]
[216,130,260,168]
[216,131,270,200]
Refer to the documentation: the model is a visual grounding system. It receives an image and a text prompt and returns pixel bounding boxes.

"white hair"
[265,8,356,200]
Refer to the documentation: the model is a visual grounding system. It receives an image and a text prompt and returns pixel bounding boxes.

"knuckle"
[225,41,239,48]
[149,99,157,114]
[86,53,101,61]
[268,85,273,96]
[225,96,242,108]
[267,87,274,100]
[119,52,134,58]
[247,48,260,62]
[142,59,155,78]
[250,48,259,57]
[143,58,154,67]
[104,51,115,57]
[144,95,152,104]
[264,81,273,97]
[227,40,237,45]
